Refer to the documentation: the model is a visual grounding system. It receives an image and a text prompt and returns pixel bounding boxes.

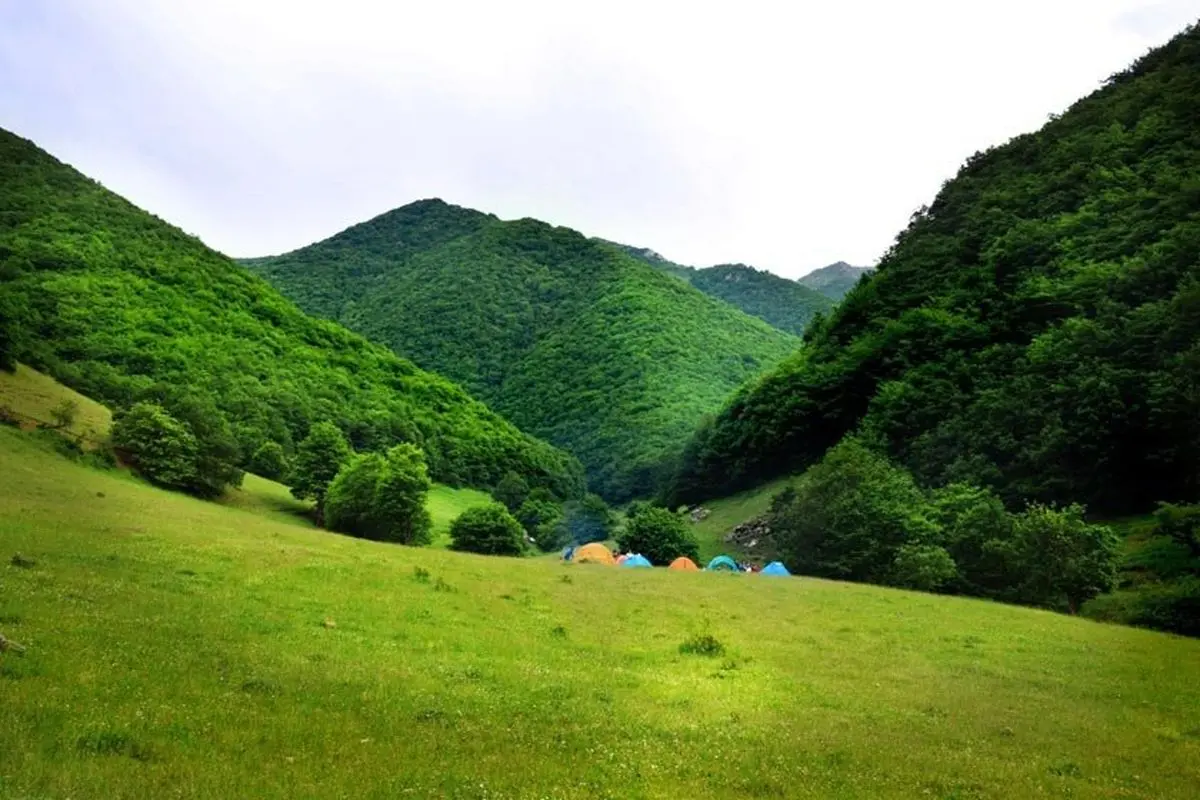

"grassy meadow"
[2,425,1199,799]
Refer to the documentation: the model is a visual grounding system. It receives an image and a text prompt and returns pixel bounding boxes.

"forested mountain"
[0,128,584,497]
[797,261,875,300]
[604,242,835,335]
[669,24,1200,517]
[246,204,799,501]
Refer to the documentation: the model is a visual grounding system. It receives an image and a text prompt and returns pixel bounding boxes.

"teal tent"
[706,555,740,572]
[761,561,791,576]
[622,554,652,568]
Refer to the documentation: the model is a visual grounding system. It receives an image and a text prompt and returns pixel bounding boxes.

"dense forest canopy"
[669,24,1200,517]
[247,202,799,501]
[0,128,584,498]
[603,241,836,336]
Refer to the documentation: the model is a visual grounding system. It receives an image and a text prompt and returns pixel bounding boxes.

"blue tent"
[622,554,652,568]
[761,561,791,576]
[706,555,740,572]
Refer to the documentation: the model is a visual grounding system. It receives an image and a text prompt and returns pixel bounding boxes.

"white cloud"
[1,0,1196,276]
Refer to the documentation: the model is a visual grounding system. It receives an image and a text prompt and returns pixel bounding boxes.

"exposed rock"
[688,506,711,523]
[725,515,773,551]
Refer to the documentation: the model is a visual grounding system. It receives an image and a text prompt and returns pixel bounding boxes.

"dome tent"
[761,561,791,576]
[622,554,652,568]
[668,556,699,571]
[573,542,616,565]
[706,555,740,572]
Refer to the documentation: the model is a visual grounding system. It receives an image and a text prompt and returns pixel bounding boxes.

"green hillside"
[605,242,835,336]
[797,261,875,300]
[3,429,1199,799]
[246,203,799,501]
[670,24,1200,516]
[0,128,583,498]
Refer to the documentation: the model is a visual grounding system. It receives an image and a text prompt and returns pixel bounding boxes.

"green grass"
[0,362,113,445]
[2,426,1199,799]
[217,473,316,528]
[426,483,495,547]
[688,474,795,563]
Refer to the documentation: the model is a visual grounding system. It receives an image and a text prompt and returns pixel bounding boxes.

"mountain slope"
[605,242,835,335]
[247,205,800,501]
[669,23,1200,515]
[798,261,875,300]
[0,128,584,497]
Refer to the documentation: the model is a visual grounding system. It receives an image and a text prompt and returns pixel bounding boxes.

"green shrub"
[290,422,352,514]
[249,441,290,483]
[111,402,200,490]
[324,444,432,544]
[618,505,698,565]
[769,438,940,583]
[449,503,526,556]
[492,470,530,512]
[515,490,564,551]
[1010,503,1120,613]
[891,544,958,592]
[679,634,725,657]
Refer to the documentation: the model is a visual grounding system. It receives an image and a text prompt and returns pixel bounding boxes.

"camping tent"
[761,561,791,576]
[573,542,616,565]
[668,556,699,571]
[622,554,652,568]
[706,555,740,572]
[615,554,629,565]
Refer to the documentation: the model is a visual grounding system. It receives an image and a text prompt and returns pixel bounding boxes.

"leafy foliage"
[618,505,699,565]
[246,202,798,501]
[492,470,530,512]
[325,444,433,544]
[449,503,526,556]
[249,441,290,483]
[515,489,565,551]
[768,439,1119,611]
[111,402,201,491]
[290,422,352,512]
[669,26,1200,518]
[0,130,585,500]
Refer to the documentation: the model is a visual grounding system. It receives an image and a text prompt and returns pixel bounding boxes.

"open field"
[2,425,1199,799]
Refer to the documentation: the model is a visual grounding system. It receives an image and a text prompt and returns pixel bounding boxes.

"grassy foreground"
[2,427,1199,799]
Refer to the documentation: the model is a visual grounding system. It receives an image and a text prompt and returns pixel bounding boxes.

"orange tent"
[668,556,699,571]
[574,542,616,565]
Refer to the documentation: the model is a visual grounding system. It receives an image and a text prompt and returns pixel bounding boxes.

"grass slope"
[0,366,494,540]
[2,430,1199,799]
[0,363,112,444]
[0,128,583,497]
[689,475,796,564]
[247,203,799,501]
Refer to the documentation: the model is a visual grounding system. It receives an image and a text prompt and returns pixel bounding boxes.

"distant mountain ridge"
[601,241,836,336]
[246,201,799,501]
[797,261,875,300]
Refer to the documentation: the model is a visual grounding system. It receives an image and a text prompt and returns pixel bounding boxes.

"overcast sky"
[1,1,1197,277]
